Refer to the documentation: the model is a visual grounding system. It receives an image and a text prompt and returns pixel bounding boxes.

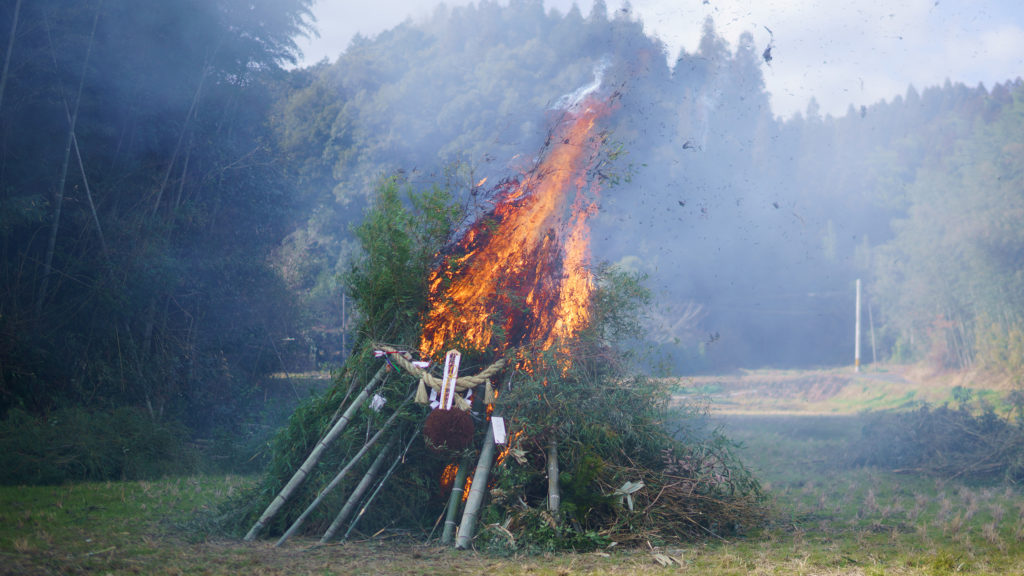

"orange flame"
[495,429,525,467]
[420,94,612,360]
[440,463,458,494]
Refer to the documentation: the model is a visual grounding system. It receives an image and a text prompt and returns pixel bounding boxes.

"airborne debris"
[762,25,775,65]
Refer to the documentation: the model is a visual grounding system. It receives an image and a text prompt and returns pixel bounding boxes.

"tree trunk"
[243,364,389,541]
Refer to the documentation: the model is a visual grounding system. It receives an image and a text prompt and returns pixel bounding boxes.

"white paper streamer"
[440,350,461,411]
[370,393,386,412]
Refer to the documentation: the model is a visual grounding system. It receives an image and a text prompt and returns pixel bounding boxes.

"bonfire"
[237,74,763,551]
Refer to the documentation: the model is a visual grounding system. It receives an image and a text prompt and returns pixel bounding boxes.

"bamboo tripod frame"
[244,351,509,548]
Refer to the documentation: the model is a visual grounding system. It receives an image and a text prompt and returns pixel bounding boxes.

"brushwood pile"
[229,180,764,551]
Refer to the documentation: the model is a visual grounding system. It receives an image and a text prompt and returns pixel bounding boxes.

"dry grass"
[675,365,1014,416]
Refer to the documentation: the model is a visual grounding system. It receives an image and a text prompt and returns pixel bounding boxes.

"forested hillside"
[272,1,1024,374]
[2,0,1022,481]
[0,0,315,479]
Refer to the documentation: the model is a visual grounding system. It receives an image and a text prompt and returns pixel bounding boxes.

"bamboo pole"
[244,364,388,541]
[440,453,473,545]
[341,428,421,542]
[319,437,396,543]
[275,392,412,547]
[71,132,108,258]
[0,0,22,112]
[36,5,101,317]
[152,55,209,217]
[546,439,560,516]
[455,424,496,550]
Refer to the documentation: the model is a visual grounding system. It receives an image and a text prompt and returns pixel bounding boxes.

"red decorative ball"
[423,408,475,454]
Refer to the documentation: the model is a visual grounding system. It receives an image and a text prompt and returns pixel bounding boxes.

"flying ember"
[420,91,615,360]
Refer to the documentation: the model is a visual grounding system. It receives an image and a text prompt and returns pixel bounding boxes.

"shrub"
[851,403,1024,482]
[0,407,194,484]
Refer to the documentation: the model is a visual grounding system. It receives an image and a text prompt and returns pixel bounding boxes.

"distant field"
[2,366,1022,575]
[672,364,1014,415]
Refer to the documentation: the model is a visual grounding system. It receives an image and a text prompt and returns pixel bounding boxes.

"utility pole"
[854,278,861,372]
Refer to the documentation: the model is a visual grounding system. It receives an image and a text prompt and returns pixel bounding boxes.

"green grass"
[3,403,1024,574]
[0,475,251,574]
[712,415,1024,575]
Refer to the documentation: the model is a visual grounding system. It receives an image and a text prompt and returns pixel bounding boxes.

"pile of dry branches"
[853,403,1024,481]
[475,350,765,552]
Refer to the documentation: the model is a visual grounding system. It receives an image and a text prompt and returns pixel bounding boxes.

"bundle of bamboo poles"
[243,348,522,550]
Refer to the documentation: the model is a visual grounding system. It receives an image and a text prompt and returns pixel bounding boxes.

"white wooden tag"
[491,417,507,444]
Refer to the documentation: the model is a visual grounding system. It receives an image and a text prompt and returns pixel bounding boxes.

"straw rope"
[374,343,505,393]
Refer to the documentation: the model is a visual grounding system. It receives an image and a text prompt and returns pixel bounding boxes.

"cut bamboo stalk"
[275,392,412,547]
[244,364,388,541]
[455,424,496,550]
[441,453,473,545]
[341,428,421,542]
[546,439,560,517]
[319,437,396,543]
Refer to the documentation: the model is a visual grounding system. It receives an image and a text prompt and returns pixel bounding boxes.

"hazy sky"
[295,0,1024,118]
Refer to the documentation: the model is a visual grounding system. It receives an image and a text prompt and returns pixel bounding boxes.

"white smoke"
[551,56,611,111]
[696,89,719,150]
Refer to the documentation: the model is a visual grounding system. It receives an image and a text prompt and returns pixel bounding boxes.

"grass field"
[716,415,1024,575]
[675,365,1015,415]
[2,367,1022,575]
